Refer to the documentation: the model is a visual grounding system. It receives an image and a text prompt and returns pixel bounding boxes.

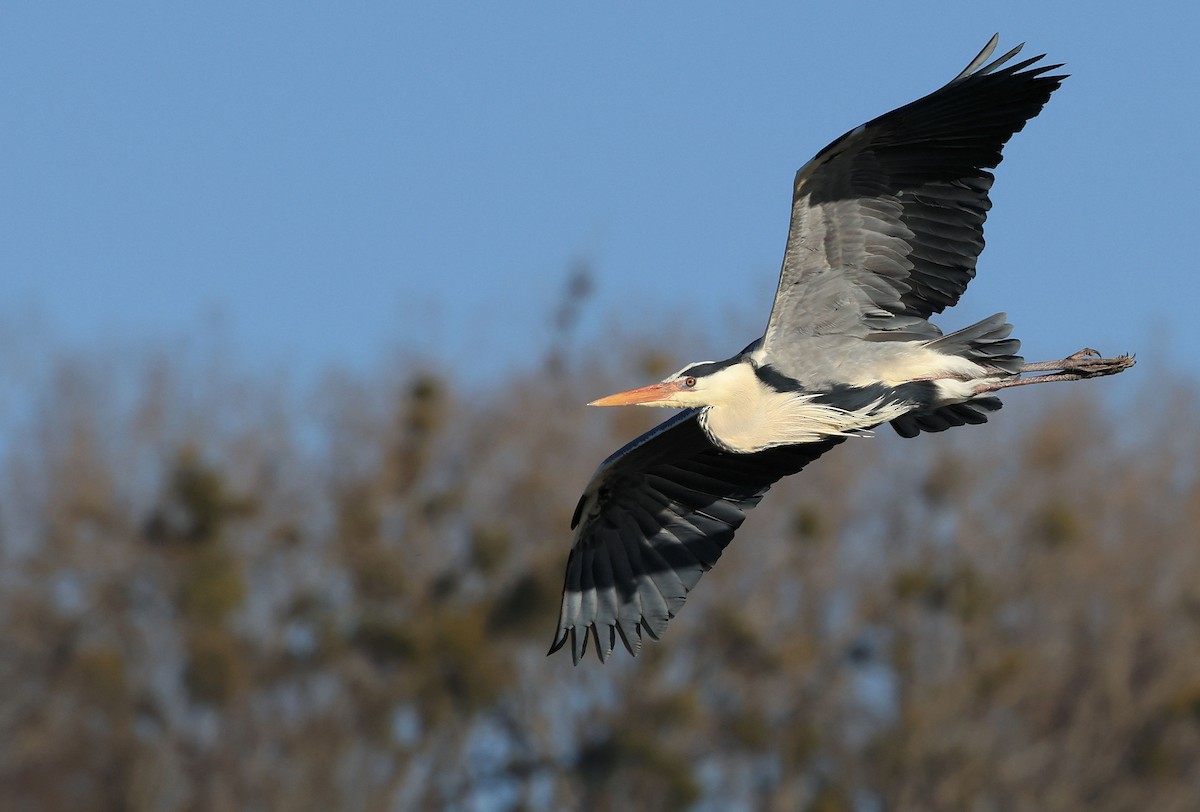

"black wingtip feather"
[615,621,640,657]
[973,42,1026,78]
[590,626,603,663]
[571,626,587,666]
[548,628,567,657]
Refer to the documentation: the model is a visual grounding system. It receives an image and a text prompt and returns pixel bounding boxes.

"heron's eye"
[684,376,697,387]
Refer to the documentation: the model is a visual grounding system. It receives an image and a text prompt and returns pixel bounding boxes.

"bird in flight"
[549,36,1133,664]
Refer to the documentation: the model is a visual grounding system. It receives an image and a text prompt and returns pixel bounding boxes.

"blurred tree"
[0,304,1195,812]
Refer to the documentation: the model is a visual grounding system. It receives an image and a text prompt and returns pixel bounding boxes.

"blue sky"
[2,3,1196,385]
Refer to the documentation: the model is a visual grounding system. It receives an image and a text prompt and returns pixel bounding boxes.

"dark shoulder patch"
[810,381,939,411]
[754,364,803,393]
[808,382,900,410]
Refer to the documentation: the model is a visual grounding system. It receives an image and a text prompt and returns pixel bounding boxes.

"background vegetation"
[1,282,1196,811]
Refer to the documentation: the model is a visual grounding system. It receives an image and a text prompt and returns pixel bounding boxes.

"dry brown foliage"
[0,315,1195,811]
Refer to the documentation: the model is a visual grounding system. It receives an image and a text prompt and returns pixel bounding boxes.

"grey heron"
[549,36,1133,664]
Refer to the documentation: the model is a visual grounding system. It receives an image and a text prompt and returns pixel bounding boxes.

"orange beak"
[588,380,687,407]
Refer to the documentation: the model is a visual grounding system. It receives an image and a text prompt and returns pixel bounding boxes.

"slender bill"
[588,380,688,407]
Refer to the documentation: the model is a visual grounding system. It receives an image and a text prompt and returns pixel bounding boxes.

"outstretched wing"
[762,35,1065,358]
[550,410,843,664]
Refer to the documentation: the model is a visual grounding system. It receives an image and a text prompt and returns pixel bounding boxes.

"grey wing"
[550,409,844,664]
[762,35,1066,359]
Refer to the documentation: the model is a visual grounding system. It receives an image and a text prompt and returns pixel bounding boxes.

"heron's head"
[588,360,745,409]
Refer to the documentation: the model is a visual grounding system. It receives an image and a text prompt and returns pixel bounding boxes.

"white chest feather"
[696,364,910,453]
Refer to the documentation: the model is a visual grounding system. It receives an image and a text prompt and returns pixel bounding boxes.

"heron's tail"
[925,312,1023,374]
[891,314,1021,439]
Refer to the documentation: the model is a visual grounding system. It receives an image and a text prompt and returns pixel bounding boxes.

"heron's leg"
[976,348,1134,393]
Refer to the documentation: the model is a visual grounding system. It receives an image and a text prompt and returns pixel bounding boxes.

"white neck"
[697,363,910,453]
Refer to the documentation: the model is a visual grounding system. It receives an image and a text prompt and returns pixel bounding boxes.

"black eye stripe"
[679,360,729,378]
